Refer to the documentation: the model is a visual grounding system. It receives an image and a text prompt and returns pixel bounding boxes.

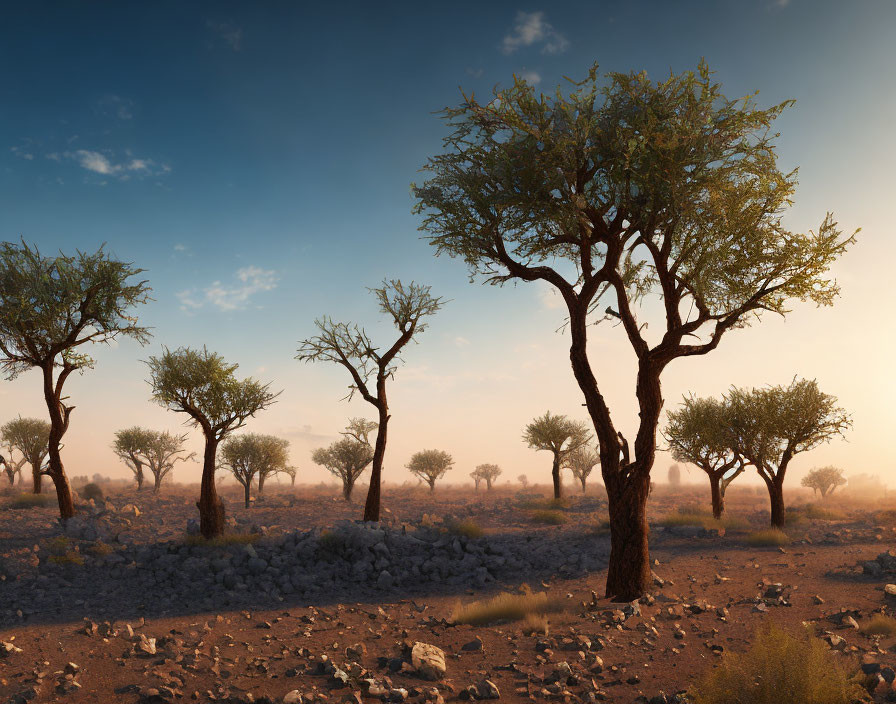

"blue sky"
[1,1,893,487]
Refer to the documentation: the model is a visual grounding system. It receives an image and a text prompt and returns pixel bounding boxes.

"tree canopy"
[312,437,374,501]
[801,465,847,497]
[143,430,193,492]
[406,449,454,491]
[112,426,157,489]
[473,463,502,489]
[565,445,601,492]
[219,433,291,507]
[1,416,51,493]
[524,411,591,458]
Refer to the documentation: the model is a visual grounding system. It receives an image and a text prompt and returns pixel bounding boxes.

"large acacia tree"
[296,280,443,521]
[665,396,746,518]
[726,378,850,528]
[1,417,50,493]
[414,62,855,599]
[524,411,591,499]
[147,347,279,537]
[0,242,150,518]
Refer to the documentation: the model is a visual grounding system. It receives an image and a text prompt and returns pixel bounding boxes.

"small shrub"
[530,510,567,525]
[86,541,115,557]
[49,552,85,566]
[185,533,259,548]
[451,589,566,626]
[79,482,104,501]
[657,507,749,532]
[801,504,847,521]
[691,622,866,704]
[8,493,55,509]
[589,517,611,535]
[784,510,806,526]
[448,519,484,539]
[746,529,790,547]
[521,612,549,635]
[860,614,896,637]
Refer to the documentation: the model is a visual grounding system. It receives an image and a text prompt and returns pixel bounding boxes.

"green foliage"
[142,430,193,488]
[530,509,567,525]
[565,446,600,488]
[8,493,55,509]
[49,551,85,566]
[472,463,502,488]
[802,466,847,497]
[220,433,291,489]
[447,519,484,539]
[406,449,454,489]
[524,412,591,459]
[1,417,50,470]
[86,541,115,557]
[147,347,280,440]
[691,622,865,704]
[746,528,790,546]
[658,508,748,532]
[312,437,373,492]
[79,482,104,501]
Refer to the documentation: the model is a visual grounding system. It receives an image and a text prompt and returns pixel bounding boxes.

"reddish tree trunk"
[258,473,266,495]
[31,465,42,494]
[551,454,562,499]
[580,476,587,494]
[42,363,75,519]
[153,473,163,494]
[605,471,652,600]
[198,436,225,538]
[710,474,724,519]
[135,464,144,490]
[343,480,353,502]
[243,481,251,508]
[363,399,389,522]
[769,479,786,528]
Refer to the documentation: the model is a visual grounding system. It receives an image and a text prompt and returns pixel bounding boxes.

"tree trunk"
[135,464,144,491]
[198,436,225,538]
[709,474,724,519]
[31,464,42,494]
[769,479,786,528]
[363,398,389,522]
[50,470,75,519]
[604,471,652,601]
[153,473,162,493]
[42,363,75,519]
[486,479,493,491]
[243,481,251,508]
[474,480,480,491]
[5,469,13,486]
[343,480,353,502]
[258,473,266,495]
[429,480,436,493]
[580,476,587,494]
[551,454,562,499]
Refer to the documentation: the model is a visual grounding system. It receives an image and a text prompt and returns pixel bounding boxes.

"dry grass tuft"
[451,589,566,626]
[185,533,260,547]
[860,614,896,637]
[7,493,55,509]
[691,622,866,704]
[447,519,484,539]
[800,503,847,521]
[530,510,567,525]
[521,612,549,635]
[658,506,748,532]
[746,528,790,547]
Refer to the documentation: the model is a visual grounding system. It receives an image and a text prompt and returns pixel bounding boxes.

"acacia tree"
[566,445,601,494]
[475,463,502,490]
[112,427,156,491]
[726,378,850,527]
[407,449,454,492]
[414,62,855,599]
[1,417,51,494]
[147,347,279,537]
[665,396,747,518]
[144,430,194,493]
[801,466,846,498]
[524,412,591,499]
[312,437,374,501]
[296,280,444,521]
[220,433,290,508]
[518,474,529,489]
[470,469,483,491]
[281,465,298,488]
[668,463,681,487]
[0,444,26,486]
[0,242,151,518]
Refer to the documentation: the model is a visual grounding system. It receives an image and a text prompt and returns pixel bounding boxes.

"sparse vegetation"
[523,411,591,500]
[450,588,566,626]
[691,622,865,704]
[7,492,55,509]
[860,614,896,637]
[746,528,790,547]
[447,519,484,539]
[406,449,454,493]
[800,503,847,521]
[78,482,104,502]
[802,465,847,498]
[530,509,567,525]
[312,427,374,502]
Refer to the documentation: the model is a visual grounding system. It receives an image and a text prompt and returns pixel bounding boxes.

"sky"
[0,0,893,490]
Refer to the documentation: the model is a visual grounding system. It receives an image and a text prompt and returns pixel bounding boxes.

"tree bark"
[343,480,353,502]
[243,481,251,508]
[580,476,587,494]
[153,473,162,494]
[551,454,562,499]
[486,479,493,490]
[42,363,75,519]
[604,471,652,601]
[135,464,144,490]
[768,479,786,528]
[198,436,225,538]
[363,396,389,522]
[709,474,724,519]
[31,464,43,494]
[258,473,266,495]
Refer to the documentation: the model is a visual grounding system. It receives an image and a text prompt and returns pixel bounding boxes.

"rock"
[461,637,484,652]
[283,691,303,704]
[476,679,501,699]
[0,640,23,656]
[411,642,447,680]
[885,584,896,597]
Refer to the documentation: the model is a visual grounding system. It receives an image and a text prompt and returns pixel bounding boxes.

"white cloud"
[454,336,471,347]
[207,20,243,51]
[178,266,279,312]
[63,149,170,179]
[173,243,187,252]
[501,11,568,55]
[519,70,542,85]
[11,144,35,160]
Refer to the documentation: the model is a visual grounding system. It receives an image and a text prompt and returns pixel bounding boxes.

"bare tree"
[407,449,454,492]
[524,412,591,499]
[1,417,50,494]
[0,242,151,518]
[518,474,529,489]
[144,430,194,493]
[219,433,290,508]
[112,427,156,491]
[414,62,855,599]
[296,280,444,521]
[726,378,850,527]
[312,437,374,501]
[665,396,746,518]
[0,444,26,487]
[147,347,279,537]
[475,463,502,490]
[801,465,847,498]
[566,446,600,494]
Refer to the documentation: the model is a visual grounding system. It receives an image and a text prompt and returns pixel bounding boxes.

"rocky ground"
[1,483,896,703]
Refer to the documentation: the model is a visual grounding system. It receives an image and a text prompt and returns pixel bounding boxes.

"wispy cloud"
[62,149,171,179]
[454,336,471,348]
[10,145,34,160]
[519,70,542,85]
[501,11,568,55]
[178,266,278,312]
[207,20,243,51]
[95,95,136,120]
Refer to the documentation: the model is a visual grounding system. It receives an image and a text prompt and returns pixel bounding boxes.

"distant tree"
[147,347,279,537]
[144,430,194,493]
[407,449,454,492]
[281,465,298,488]
[219,433,290,508]
[524,412,591,499]
[726,378,850,527]
[0,242,151,518]
[801,465,847,498]
[296,280,444,521]
[665,396,747,518]
[1,417,50,494]
[566,446,601,494]
[475,463,502,490]
[112,427,156,491]
[341,417,378,445]
[668,463,681,487]
[518,474,529,489]
[470,469,483,491]
[0,444,26,486]
[312,437,374,501]
[414,61,856,600]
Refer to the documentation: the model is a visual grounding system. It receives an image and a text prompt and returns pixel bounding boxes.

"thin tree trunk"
[709,474,724,519]
[5,470,13,486]
[580,476,587,494]
[486,479,492,491]
[42,363,75,519]
[135,464,144,491]
[429,481,435,493]
[343,480,353,502]
[258,473,265,495]
[551,454,562,499]
[153,473,162,494]
[769,479,786,528]
[198,436,225,538]
[363,398,388,522]
[243,481,251,508]
[31,464,42,494]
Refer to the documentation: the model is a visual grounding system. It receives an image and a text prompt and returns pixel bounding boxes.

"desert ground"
[1,480,895,704]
